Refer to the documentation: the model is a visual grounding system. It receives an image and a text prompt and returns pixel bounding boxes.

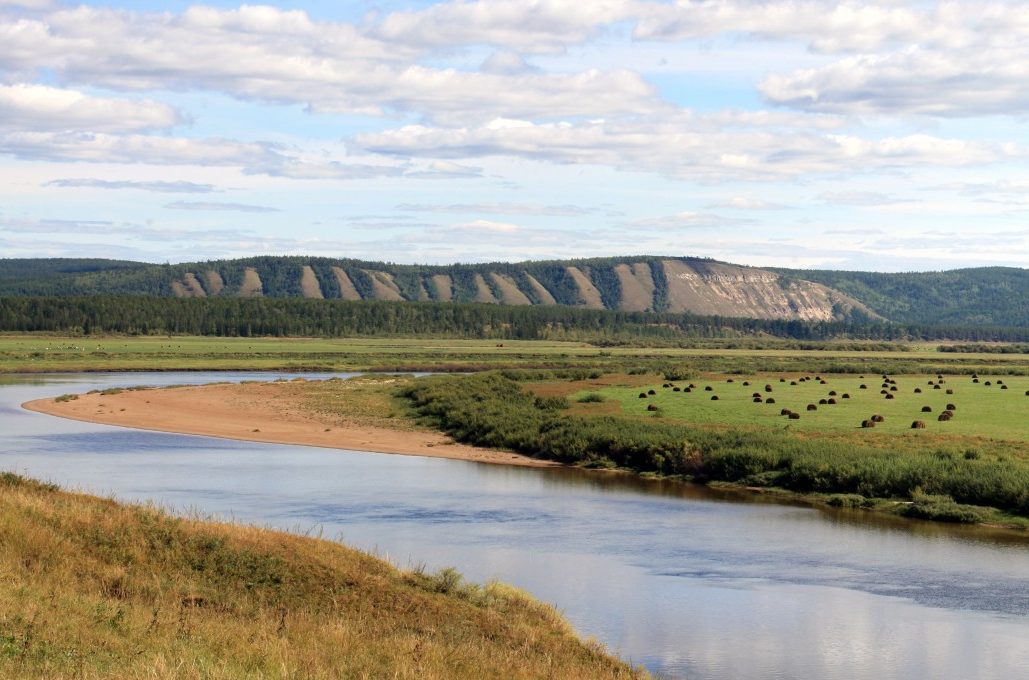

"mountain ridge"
[1,256,1026,327]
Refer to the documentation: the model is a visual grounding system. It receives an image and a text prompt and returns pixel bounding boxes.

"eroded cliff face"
[165,257,878,322]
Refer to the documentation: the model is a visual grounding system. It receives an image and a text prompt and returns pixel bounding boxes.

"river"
[2,372,1028,680]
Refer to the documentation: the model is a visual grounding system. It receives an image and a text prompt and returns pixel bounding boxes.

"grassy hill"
[0,472,643,679]
[775,266,1029,327]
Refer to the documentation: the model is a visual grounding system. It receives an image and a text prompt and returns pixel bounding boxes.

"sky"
[1,0,1028,271]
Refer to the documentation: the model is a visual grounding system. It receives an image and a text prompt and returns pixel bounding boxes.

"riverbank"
[23,379,560,469]
[0,472,643,679]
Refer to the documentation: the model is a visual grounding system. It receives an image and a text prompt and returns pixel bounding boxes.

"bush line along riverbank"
[401,372,1029,525]
[0,472,644,679]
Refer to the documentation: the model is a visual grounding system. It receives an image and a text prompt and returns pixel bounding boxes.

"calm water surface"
[2,372,1028,680]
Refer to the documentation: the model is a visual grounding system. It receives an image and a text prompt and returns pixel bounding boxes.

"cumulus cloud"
[44,178,220,193]
[0,84,181,132]
[358,116,1022,182]
[0,5,659,124]
[368,0,636,54]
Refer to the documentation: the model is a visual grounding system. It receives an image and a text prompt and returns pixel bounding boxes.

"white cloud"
[368,0,636,54]
[358,116,1022,182]
[819,191,916,206]
[398,202,599,216]
[164,201,280,213]
[0,5,659,124]
[709,196,790,210]
[44,178,220,193]
[0,84,181,132]
[629,210,748,228]
[449,218,522,232]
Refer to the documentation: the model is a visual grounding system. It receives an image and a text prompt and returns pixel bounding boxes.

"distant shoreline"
[23,381,561,469]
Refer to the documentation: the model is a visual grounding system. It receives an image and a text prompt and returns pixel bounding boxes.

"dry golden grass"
[0,473,645,679]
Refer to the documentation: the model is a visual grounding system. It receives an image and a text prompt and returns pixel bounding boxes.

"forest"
[2,296,1028,342]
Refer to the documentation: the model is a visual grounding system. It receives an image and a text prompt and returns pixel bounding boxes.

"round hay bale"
[780,408,792,416]
[648,389,657,395]
[946,388,954,394]
[885,393,895,400]
[743,381,750,386]
[807,404,817,411]
[984,381,992,386]
[1001,385,1009,390]
[946,403,956,410]
[788,412,801,420]
[880,389,888,395]
[890,386,898,392]
[790,381,798,386]
[921,405,932,412]
[711,395,719,401]
[927,380,934,385]
[766,398,776,404]
[828,390,837,396]
[704,386,713,391]
[871,414,884,422]
[938,413,952,421]
[819,380,827,385]
[752,392,762,398]
[753,397,763,403]
[842,393,851,399]
[941,410,954,418]
[726,378,734,383]
[638,393,647,399]
[911,420,926,429]
[933,385,941,390]
[764,385,773,392]
[827,398,837,405]
[779,378,786,383]
[647,404,659,411]
[684,387,692,393]
[973,378,980,383]
[859,384,867,389]
[673,386,681,392]
[818,398,827,405]
[662,383,670,388]
[998,379,1004,385]
[914,388,922,393]
[861,420,875,428]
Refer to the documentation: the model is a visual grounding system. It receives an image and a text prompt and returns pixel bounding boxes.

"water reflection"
[2,373,1028,680]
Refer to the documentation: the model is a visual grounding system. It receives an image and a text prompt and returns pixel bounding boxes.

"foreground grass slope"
[0,473,643,679]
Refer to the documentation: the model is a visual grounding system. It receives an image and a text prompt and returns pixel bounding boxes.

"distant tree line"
[2,296,1028,342]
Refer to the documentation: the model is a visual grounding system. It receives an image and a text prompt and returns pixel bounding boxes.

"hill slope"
[0,256,878,323]
[0,472,642,679]
[775,267,1029,327]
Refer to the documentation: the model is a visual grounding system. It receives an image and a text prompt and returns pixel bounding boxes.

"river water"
[2,372,1027,680]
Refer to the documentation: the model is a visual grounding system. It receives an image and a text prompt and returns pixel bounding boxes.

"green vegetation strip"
[401,372,1029,526]
[0,472,643,679]
[2,335,1028,375]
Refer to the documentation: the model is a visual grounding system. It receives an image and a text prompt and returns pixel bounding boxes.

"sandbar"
[23,381,560,468]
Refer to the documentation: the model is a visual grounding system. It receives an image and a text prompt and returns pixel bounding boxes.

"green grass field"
[2,334,1028,375]
[590,372,1029,443]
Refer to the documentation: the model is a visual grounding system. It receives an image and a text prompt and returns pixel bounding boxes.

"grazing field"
[0,473,643,679]
[595,372,1029,442]
[2,334,1028,375]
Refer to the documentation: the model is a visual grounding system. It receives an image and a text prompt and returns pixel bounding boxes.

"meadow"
[3,334,1029,376]
[593,372,1029,442]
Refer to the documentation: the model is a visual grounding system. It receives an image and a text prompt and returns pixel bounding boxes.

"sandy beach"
[23,381,560,468]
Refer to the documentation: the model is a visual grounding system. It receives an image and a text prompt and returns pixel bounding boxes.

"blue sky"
[1,0,1028,271]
